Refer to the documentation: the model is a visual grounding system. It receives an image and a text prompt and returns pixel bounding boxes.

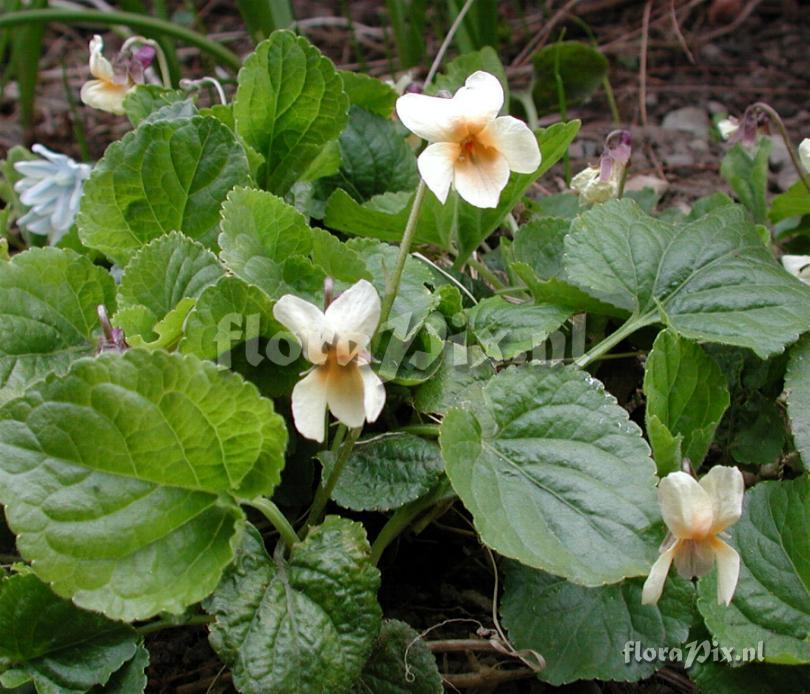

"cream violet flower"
[13,144,92,244]
[642,466,744,607]
[782,255,810,284]
[799,138,810,172]
[80,35,154,115]
[571,130,632,205]
[395,71,541,208]
[571,166,617,203]
[273,280,386,443]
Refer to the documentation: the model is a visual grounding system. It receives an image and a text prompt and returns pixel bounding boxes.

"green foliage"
[565,200,810,358]
[689,658,810,694]
[317,105,418,203]
[123,85,187,126]
[512,217,571,279]
[77,116,251,265]
[644,330,730,474]
[2,23,809,691]
[532,41,609,114]
[0,350,286,621]
[440,364,660,585]
[0,572,142,693]
[205,520,381,693]
[770,181,810,224]
[467,296,571,359]
[350,619,442,693]
[502,563,695,684]
[697,477,810,664]
[114,232,224,347]
[0,247,115,404]
[234,31,349,195]
[721,140,772,224]
[786,334,810,465]
[319,433,444,512]
[385,0,426,68]
[339,71,397,117]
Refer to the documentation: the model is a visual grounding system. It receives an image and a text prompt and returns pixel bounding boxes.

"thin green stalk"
[0,9,241,71]
[467,256,506,290]
[371,479,453,565]
[552,31,570,184]
[330,422,348,452]
[425,0,475,86]
[305,427,361,529]
[136,613,213,635]
[379,180,427,327]
[246,497,301,549]
[575,313,657,368]
[603,76,620,125]
[397,423,440,437]
[751,102,810,195]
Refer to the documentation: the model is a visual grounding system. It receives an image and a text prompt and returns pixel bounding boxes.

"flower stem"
[370,478,452,565]
[136,613,213,635]
[246,497,301,550]
[0,9,241,71]
[574,313,658,368]
[424,0,476,88]
[379,180,427,328]
[123,36,172,88]
[751,102,810,195]
[467,256,506,290]
[305,426,361,529]
[397,423,440,437]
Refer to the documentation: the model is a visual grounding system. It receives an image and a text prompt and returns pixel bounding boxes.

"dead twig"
[696,0,764,44]
[511,0,583,67]
[670,0,696,63]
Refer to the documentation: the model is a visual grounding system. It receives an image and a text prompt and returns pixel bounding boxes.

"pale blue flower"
[13,144,92,244]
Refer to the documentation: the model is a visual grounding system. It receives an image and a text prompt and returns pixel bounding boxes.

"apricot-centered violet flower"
[13,144,92,244]
[273,280,386,443]
[80,35,154,115]
[642,466,744,607]
[395,71,541,208]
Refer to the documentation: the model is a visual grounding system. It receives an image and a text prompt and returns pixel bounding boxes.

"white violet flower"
[13,144,92,244]
[799,138,810,173]
[395,71,541,208]
[717,116,740,141]
[782,255,810,284]
[273,280,386,443]
[642,466,744,607]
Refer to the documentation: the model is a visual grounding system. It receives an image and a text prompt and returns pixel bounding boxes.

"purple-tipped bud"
[607,130,632,167]
[404,82,423,94]
[598,130,632,183]
[133,45,156,69]
[96,304,128,353]
[729,108,769,149]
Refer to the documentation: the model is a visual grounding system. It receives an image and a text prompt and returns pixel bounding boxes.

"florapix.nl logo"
[622,639,765,669]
